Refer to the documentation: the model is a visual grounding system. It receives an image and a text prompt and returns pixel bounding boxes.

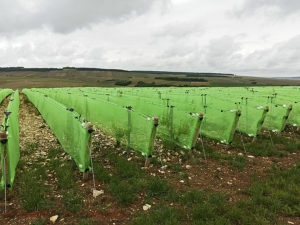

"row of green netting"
[29,89,163,155]
[25,86,300,154]
[23,89,92,172]
[0,90,19,190]
[30,88,238,149]
[77,86,294,133]
[0,89,13,102]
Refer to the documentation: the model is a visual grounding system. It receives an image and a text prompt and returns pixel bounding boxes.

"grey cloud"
[155,21,204,39]
[235,0,300,17]
[0,0,166,34]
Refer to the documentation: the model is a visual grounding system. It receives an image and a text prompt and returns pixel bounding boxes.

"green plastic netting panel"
[23,89,91,172]
[32,89,155,156]
[82,91,200,150]
[38,88,201,150]
[66,87,237,145]
[138,90,238,144]
[0,90,20,190]
[0,89,13,103]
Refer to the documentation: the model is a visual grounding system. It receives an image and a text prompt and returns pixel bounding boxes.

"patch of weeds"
[146,177,173,198]
[109,154,142,179]
[130,206,185,225]
[31,162,48,181]
[180,172,190,185]
[31,218,47,225]
[23,97,31,105]
[78,219,93,225]
[93,162,111,184]
[17,159,26,170]
[180,190,204,206]
[199,145,222,160]
[168,163,183,173]
[285,140,300,152]
[109,180,136,205]
[228,155,247,171]
[55,161,76,189]
[63,189,83,213]
[23,142,39,156]
[128,177,147,193]
[244,163,300,217]
[18,170,47,211]
[150,156,162,166]
[48,147,61,159]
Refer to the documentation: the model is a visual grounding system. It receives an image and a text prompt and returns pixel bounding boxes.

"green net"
[30,88,157,155]
[0,90,20,189]
[24,86,300,151]
[34,88,203,150]
[22,89,92,172]
[0,89,13,103]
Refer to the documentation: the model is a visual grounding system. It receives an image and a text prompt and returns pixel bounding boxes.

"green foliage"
[130,206,185,225]
[78,219,93,225]
[109,180,136,205]
[109,154,142,179]
[31,218,47,225]
[18,170,47,212]
[93,162,111,184]
[244,164,300,217]
[63,189,83,213]
[228,155,247,171]
[146,177,173,198]
[55,161,76,189]
[23,142,39,156]
[115,80,132,86]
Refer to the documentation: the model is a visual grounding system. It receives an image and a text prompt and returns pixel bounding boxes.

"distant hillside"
[0,67,234,77]
[0,66,299,89]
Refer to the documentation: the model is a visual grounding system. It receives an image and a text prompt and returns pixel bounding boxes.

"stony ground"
[0,93,299,225]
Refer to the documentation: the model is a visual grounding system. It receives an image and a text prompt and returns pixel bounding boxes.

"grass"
[232,131,300,157]
[93,162,111,184]
[146,177,173,198]
[55,161,76,189]
[109,180,137,205]
[31,218,47,225]
[63,189,83,213]
[22,142,39,156]
[130,206,185,225]
[198,145,247,171]
[244,164,300,217]
[131,163,300,225]
[18,169,47,211]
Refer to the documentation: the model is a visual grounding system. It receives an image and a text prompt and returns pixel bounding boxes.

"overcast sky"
[0,0,299,77]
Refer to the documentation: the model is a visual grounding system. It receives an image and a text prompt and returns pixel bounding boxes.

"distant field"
[1,67,300,88]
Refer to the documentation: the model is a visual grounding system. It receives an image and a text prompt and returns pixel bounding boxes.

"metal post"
[144,117,159,167]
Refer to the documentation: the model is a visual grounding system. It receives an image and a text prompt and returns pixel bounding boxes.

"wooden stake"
[191,113,204,149]
[228,110,242,144]
[256,106,269,136]
[145,117,159,168]
[83,123,94,181]
[127,106,132,151]
[280,104,293,132]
